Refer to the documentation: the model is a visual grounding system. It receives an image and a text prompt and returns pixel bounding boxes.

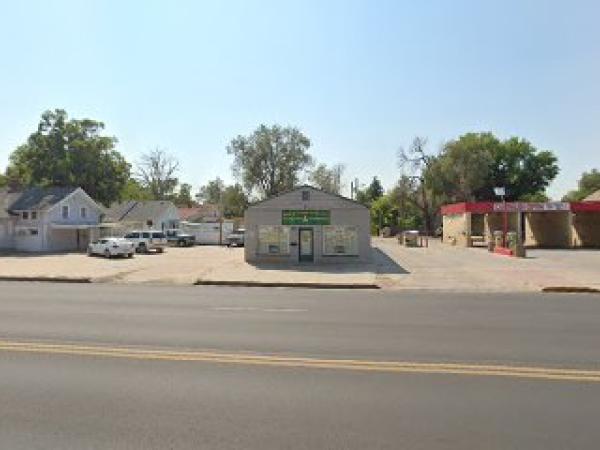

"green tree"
[136,148,179,199]
[6,109,130,206]
[196,177,225,204]
[370,194,397,235]
[120,178,153,201]
[430,132,559,202]
[173,183,195,207]
[484,136,559,201]
[356,176,384,206]
[391,176,428,231]
[221,184,249,218]
[398,137,441,234]
[0,173,6,188]
[309,163,344,194]
[227,124,312,198]
[432,133,496,202]
[563,169,600,201]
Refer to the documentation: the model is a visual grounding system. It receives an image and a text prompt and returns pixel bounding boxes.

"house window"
[322,226,359,256]
[22,211,29,220]
[80,207,87,219]
[302,190,310,201]
[62,205,69,219]
[258,226,290,255]
[29,228,38,236]
[31,211,37,220]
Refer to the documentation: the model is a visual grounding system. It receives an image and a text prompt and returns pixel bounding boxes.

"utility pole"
[350,178,360,200]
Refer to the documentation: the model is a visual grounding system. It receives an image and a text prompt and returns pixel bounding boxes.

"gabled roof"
[104,200,178,222]
[0,190,22,219]
[584,190,600,202]
[178,205,220,221]
[7,186,79,212]
[248,185,367,209]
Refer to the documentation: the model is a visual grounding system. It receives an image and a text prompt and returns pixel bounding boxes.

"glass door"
[299,228,314,262]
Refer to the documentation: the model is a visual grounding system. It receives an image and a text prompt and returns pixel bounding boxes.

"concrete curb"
[0,276,92,284]
[195,280,380,289]
[542,286,600,294]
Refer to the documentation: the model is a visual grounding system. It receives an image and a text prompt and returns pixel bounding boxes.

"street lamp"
[494,187,507,247]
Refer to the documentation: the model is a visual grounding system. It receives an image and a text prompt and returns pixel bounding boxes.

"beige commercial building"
[244,186,370,264]
[441,201,600,248]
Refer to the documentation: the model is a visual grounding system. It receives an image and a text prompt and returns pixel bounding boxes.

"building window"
[258,226,290,255]
[302,190,310,201]
[29,228,38,236]
[62,205,69,219]
[322,226,359,256]
[80,207,87,219]
[22,211,29,220]
[31,211,37,220]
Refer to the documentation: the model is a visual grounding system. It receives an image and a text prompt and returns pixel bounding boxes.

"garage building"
[441,201,600,249]
[244,186,370,264]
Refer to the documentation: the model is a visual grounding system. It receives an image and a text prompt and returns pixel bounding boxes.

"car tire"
[157,247,164,254]
[127,253,133,258]
[138,243,147,254]
[104,249,111,259]
[178,240,185,247]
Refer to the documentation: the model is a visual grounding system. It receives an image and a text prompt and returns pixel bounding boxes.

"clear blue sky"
[1,0,599,199]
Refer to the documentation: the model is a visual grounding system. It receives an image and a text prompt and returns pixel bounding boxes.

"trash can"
[403,230,420,247]
[507,231,526,258]
[493,230,504,248]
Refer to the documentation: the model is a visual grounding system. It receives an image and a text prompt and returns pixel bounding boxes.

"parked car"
[88,237,135,258]
[124,230,168,253]
[225,228,245,247]
[165,229,196,247]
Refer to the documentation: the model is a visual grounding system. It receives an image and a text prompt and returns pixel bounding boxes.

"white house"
[0,187,104,252]
[103,200,180,234]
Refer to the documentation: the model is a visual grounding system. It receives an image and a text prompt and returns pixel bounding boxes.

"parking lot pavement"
[0,246,378,286]
[373,237,600,291]
[0,239,599,291]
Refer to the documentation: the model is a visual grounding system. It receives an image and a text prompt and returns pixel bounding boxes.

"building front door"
[299,228,314,262]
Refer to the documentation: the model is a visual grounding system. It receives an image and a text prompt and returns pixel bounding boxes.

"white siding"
[245,187,371,264]
[0,220,15,249]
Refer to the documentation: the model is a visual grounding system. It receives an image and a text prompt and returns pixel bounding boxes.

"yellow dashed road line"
[1,340,599,383]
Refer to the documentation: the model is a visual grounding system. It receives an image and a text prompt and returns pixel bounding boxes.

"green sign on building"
[282,210,331,225]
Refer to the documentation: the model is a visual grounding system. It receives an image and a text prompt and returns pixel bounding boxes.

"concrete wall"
[442,213,470,246]
[245,188,370,264]
[572,212,600,248]
[524,212,571,248]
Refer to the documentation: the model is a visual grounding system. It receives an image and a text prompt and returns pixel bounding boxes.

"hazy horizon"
[1,0,599,199]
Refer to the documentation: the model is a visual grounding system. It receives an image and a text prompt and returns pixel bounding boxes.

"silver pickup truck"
[124,230,168,253]
[225,228,245,247]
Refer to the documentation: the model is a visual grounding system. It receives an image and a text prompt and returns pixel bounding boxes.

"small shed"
[244,186,370,264]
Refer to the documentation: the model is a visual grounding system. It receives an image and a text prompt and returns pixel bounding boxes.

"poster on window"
[258,226,290,255]
[322,226,358,256]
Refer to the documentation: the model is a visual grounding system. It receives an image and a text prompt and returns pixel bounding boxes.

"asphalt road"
[1,282,600,449]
